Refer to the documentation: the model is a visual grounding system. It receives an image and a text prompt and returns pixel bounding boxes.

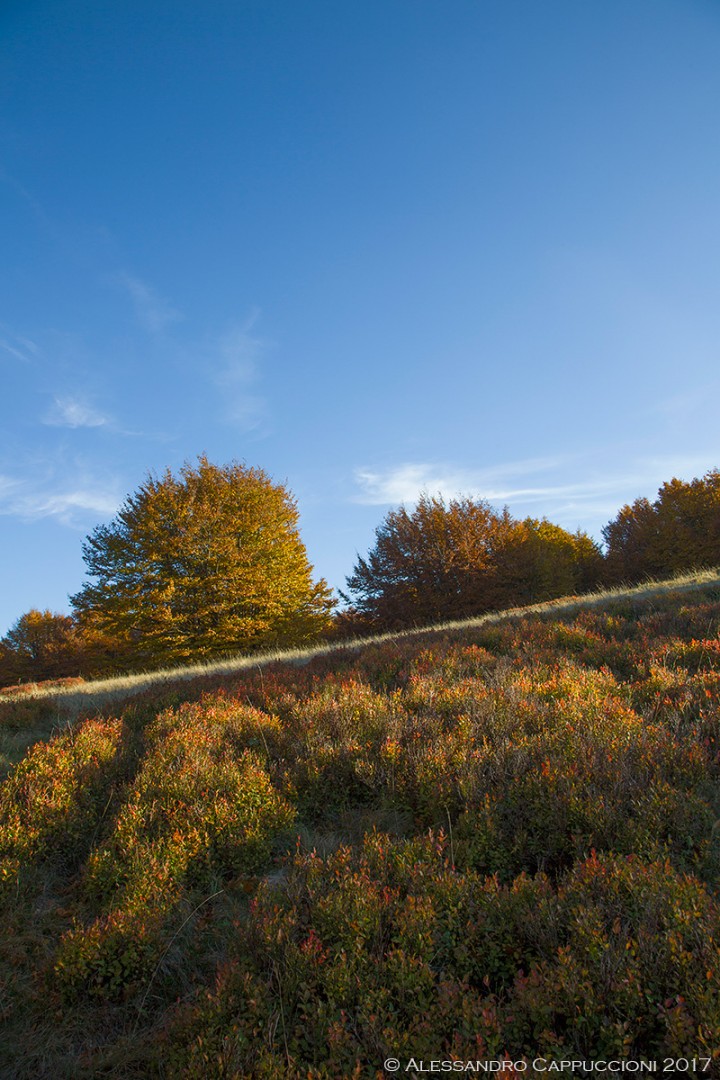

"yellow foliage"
[71,456,334,667]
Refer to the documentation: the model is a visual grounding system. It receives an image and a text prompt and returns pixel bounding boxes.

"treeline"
[603,470,720,582]
[0,610,127,688]
[1,466,719,687]
[340,497,603,631]
[339,468,720,631]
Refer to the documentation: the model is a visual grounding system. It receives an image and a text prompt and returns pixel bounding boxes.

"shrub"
[54,703,295,1002]
[167,838,720,1071]
[0,716,124,887]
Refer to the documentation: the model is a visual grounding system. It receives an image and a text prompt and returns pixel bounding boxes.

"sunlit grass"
[1,565,720,1073]
[4,566,719,716]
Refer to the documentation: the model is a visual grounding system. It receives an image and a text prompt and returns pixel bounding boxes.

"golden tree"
[0,609,77,685]
[342,495,603,631]
[602,469,720,584]
[512,519,604,603]
[71,457,334,667]
[0,608,126,686]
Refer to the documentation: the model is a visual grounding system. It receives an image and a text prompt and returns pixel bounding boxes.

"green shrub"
[54,703,295,1002]
[0,716,123,888]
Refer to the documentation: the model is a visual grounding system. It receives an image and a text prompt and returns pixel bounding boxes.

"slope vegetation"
[1,572,720,1076]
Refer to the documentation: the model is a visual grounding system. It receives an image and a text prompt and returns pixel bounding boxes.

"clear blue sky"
[2,0,720,634]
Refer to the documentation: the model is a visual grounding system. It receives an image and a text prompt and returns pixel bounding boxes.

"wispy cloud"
[117,272,183,334]
[215,322,261,384]
[647,387,720,427]
[352,454,720,535]
[0,339,29,363]
[0,460,122,528]
[0,327,39,364]
[353,458,566,506]
[44,396,110,429]
[209,313,269,432]
[3,487,120,523]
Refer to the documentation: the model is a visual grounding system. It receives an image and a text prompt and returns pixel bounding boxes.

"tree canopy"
[342,494,602,631]
[70,457,334,666]
[603,469,720,584]
[0,609,124,687]
[0,609,78,685]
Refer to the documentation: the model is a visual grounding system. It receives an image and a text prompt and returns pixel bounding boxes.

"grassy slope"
[3,568,720,733]
[2,570,718,792]
[1,569,720,1076]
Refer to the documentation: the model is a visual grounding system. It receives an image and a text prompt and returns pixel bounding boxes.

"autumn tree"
[602,497,659,583]
[603,469,720,584]
[511,519,604,603]
[0,609,143,688]
[341,495,505,630]
[0,609,80,685]
[342,494,601,631]
[0,609,98,685]
[71,457,335,667]
[651,471,720,572]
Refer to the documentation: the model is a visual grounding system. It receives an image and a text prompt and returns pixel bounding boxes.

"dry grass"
[2,567,719,722]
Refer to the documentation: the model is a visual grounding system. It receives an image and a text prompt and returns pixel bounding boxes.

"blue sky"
[2,0,720,634]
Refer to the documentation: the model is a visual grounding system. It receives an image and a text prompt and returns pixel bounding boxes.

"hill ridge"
[3,565,719,715]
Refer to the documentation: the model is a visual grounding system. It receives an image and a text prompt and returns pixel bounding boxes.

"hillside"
[1,571,720,1076]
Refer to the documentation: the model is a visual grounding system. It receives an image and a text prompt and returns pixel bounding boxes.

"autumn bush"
[1,576,719,1074]
[54,702,295,1002]
[172,837,720,1075]
[0,716,127,891]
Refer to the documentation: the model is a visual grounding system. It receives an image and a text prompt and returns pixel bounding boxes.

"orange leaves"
[343,494,603,631]
[603,467,720,584]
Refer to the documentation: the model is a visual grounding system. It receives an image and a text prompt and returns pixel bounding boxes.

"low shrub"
[0,716,124,888]
[167,837,720,1073]
[54,703,295,1002]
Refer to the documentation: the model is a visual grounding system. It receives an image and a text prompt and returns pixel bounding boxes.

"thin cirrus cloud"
[0,338,31,363]
[210,316,269,432]
[353,458,567,506]
[0,330,40,364]
[116,272,183,334]
[0,480,120,528]
[43,396,110,429]
[0,458,122,529]
[114,273,268,432]
[352,455,719,529]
